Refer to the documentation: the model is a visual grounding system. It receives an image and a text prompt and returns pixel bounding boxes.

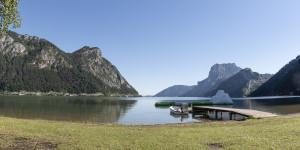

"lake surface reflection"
[0,96,136,124]
[232,98,300,115]
[0,96,299,125]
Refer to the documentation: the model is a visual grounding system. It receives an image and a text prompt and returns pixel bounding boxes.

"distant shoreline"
[0,91,140,97]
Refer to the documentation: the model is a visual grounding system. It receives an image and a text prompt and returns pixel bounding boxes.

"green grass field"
[0,116,299,149]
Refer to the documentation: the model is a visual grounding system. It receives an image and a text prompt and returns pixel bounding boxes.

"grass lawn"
[0,116,299,149]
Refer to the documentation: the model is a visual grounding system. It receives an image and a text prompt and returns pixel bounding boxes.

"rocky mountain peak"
[208,63,242,81]
[74,46,102,58]
[182,63,242,97]
[71,46,133,90]
[243,68,252,71]
[23,34,40,41]
[206,68,271,97]
[238,68,261,80]
[296,55,300,61]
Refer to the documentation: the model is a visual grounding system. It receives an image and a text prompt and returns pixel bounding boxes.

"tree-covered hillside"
[0,31,139,96]
[249,56,300,96]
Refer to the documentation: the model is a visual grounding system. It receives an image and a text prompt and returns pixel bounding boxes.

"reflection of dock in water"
[192,106,278,120]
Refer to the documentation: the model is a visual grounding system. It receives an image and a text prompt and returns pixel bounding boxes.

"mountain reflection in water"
[232,98,300,115]
[0,96,136,124]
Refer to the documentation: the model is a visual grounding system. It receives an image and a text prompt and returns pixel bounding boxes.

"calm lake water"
[0,96,299,125]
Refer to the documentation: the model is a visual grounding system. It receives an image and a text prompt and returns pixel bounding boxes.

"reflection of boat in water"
[170,104,189,115]
[170,113,189,121]
[170,113,189,118]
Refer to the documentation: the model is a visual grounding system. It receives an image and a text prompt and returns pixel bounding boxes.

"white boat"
[170,105,189,115]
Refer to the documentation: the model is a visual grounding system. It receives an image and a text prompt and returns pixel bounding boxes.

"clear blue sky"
[13,0,300,96]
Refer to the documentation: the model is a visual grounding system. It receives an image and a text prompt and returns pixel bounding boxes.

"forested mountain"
[249,56,300,96]
[206,68,271,97]
[181,63,242,97]
[154,85,195,97]
[0,31,139,96]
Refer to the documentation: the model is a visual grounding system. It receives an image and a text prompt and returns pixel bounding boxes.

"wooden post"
[229,112,232,120]
[221,112,223,120]
[234,113,237,120]
[192,107,195,117]
[215,111,218,120]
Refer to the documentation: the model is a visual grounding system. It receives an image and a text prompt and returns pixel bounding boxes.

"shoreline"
[0,91,140,97]
[0,111,299,126]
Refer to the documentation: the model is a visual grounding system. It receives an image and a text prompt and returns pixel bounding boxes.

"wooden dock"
[192,106,278,120]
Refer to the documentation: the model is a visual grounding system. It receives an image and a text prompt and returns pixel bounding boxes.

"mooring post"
[221,112,223,120]
[192,107,194,117]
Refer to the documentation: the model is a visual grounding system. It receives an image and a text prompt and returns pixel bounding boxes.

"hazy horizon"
[13,0,300,95]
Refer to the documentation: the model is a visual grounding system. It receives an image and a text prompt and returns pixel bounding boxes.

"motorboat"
[170,104,189,115]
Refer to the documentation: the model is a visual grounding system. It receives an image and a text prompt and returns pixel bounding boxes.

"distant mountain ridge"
[181,63,242,97]
[154,85,195,97]
[206,68,271,97]
[250,56,300,96]
[155,63,273,97]
[0,31,138,96]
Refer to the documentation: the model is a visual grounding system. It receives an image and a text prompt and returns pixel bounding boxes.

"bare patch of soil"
[34,141,59,149]
[4,136,59,150]
[207,143,224,150]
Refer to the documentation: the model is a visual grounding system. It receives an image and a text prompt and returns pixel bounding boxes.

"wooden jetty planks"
[192,106,278,118]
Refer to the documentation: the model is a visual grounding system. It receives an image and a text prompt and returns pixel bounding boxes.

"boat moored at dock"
[170,104,189,115]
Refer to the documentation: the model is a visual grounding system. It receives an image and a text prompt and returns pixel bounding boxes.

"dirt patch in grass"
[35,141,59,149]
[0,133,6,139]
[207,143,225,150]
[15,137,30,141]
[5,136,59,150]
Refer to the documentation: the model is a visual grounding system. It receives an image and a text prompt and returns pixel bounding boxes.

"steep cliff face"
[154,85,195,97]
[250,56,300,96]
[207,63,243,83]
[0,34,26,57]
[207,68,271,97]
[72,46,133,90]
[181,63,242,97]
[0,31,138,96]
